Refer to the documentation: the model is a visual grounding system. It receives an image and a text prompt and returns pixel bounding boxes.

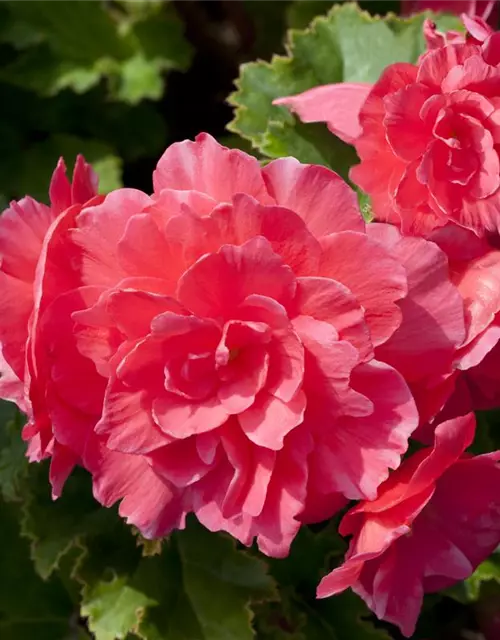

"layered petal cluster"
[0,157,102,487]
[318,413,500,637]
[277,16,500,236]
[433,225,500,404]
[0,134,467,557]
[402,0,498,27]
[407,222,500,443]
[0,156,98,411]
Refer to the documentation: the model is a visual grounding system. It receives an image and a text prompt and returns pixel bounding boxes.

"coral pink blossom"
[317,413,500,638]
[366,222,465,426]
[0,156,98,411]
[402,0,498,28]
[276,16,500,236]
[418,224,500,445]
[2,134,467,556]
[0,157,102,492]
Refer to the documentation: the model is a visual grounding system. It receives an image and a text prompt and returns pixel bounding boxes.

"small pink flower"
[402,0,498,28]
[276,16,500,236]
[317,413,500,638]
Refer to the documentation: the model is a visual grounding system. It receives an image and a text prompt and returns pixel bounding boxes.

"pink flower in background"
[276,15,500,236]
[402,0,498,27]
[0,134,467,556]
[317,413,500,637]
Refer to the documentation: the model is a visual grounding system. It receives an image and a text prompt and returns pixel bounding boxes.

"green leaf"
[465,555,500,601]
[0,404,28,502]
[254,519,388,640]
[130,5,193,72]
[1,0,192,103]
[14,134,122,202]
[0,4,44,50]
[262,121,357,182]
[134,519,277,640]
[20,465,128,580]
[265,520,346,593]
[0,498,76,639]
[114,54,164,105]
[229,2,462,174]
[307,591,392,640]
[82,575,157,640]
[5,0,132,64]
[254,589,391,640]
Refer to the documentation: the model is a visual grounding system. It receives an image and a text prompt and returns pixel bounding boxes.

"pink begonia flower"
[402,0,498,28]
[0,156,98,410]
[317,413,500,638]
[365,222,466,428]
[0,134,466,555]
[412,223,500,441]
[275,15,500,236]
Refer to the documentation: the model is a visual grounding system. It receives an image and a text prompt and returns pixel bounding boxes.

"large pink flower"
[276,16,500,236]
[318,413,500,638]
[3,134,466,556]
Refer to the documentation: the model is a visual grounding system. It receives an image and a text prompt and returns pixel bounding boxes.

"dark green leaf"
[134,519,277,640]
[20,466,126,580]
[5,0,132,64]
[15,134,122,201]
[0,403,28,502]
[0,498,76,639]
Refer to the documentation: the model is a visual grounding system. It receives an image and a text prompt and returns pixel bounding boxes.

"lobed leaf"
[228,2,462,177]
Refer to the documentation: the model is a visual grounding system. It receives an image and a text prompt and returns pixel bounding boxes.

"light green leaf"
[82,575,157,640]
[466,555,500,601]
[114,54,164,105]
[229,2,462,174]
[90,154,123,195]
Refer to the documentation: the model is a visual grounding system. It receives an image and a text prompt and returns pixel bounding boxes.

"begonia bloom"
[318,413,500,637]
[276,16,500,236]
[0,135,466,556]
